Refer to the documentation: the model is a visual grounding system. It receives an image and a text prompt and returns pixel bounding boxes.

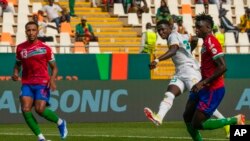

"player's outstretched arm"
[157,45,179,61]
[149,45,179,70]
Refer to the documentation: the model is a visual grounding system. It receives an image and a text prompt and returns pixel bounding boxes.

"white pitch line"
[0,132,228,141]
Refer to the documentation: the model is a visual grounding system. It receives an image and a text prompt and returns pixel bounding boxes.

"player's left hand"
[191,82,204,93]
[149,61,157,70]
[11,74,19,81]
[48,80,57,91]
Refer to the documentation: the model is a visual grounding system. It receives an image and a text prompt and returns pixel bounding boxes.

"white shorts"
[168,66,201,93]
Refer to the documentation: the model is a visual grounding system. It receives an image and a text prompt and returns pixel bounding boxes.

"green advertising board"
[0,79,249,123]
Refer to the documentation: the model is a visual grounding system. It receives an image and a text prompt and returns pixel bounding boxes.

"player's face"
[26,24,38,42]
[195,21,209,38]
[157,23,171,39]
[48,0,53,6]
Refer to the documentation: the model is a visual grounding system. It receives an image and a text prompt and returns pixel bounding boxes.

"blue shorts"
[189,87,225,117]
[20,84,50,104]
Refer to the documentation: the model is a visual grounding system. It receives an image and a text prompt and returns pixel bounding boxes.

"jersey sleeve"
[206,36,224,60]
[46,46,55,62]
[168,33,180,47]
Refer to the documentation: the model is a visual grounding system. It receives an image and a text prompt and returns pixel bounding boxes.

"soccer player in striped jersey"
[12,21,68,141]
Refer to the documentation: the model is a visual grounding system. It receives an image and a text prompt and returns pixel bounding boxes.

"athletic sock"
[212,109,224,119]
[212,109,230,135]
[38,133,45,140]
[202,117,237,130]
[57,118,63,126]
[185,123,203,141]
[23,112,41,136]
[157,92,175,120]
[41,108,59,123]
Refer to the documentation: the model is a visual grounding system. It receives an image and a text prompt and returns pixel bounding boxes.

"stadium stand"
[168,3,179,15]
[2,23,14,35]
[208,4,219,16]
[141,13,154,32]
[225,32,238,53]
[88,41,100,53]
[2,12,15,25]
[238,32,250,53]
[181,4,194,16]
[15,32,26,46]
[195,4,205,15]
[32,2,42,13]
[128,13,141,26]
[74,41,86,54]
[45,41,57,53]
[113,3,126,17]
[59,32,72,53]
[181,0,192,5]
[0,41,11,53]
[8,0,17,6]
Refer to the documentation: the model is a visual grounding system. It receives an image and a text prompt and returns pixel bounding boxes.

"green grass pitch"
[0,121,242,141]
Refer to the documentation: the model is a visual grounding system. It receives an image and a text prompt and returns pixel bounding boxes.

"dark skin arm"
[48,61,58,91]
[191,56,227,93]
[12,61,22,81]
[149,45,179,70]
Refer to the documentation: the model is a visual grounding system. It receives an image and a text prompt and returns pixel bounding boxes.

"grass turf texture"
[1,121,246,141]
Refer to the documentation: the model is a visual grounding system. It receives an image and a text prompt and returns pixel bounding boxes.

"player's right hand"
[149,61,157,70]
[11,74,19,81]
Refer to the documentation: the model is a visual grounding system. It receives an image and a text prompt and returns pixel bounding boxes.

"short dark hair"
[25,21,39,29]
[195,13,214,28]
[156,19,173,28]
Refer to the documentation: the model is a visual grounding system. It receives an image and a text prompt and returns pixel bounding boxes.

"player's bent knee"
[35,107,45,115]
[21,106,31,112]
[21,107,32,113]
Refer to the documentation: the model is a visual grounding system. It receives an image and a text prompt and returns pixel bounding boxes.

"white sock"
[157,92,175,120]
[38,134,45,140]
[57,118,63,125]
[213,109,225,119]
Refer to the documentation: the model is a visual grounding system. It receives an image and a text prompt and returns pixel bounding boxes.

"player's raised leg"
[144,81,183,125]
[144,107,162,126]
[212,109,230,138]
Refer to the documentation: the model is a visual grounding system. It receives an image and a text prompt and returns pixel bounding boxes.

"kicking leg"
[212,109,230,138]
[144,81,183,126]
[157,78,184,122]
